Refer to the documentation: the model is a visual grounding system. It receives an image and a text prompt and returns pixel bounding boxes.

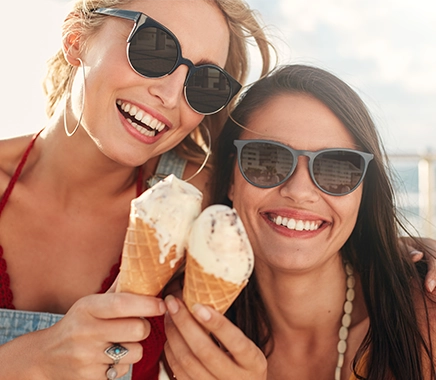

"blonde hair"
[43,0,274,165]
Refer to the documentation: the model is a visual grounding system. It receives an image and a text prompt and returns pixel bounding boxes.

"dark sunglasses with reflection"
[234,139,374,196]
[94,8,242,115]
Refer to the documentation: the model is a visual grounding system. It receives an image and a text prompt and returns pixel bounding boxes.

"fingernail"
[192,304,211,322]
[158,300,167,314]
[410,250,423,255]
[165,295,179,314]
[428,279,436,293]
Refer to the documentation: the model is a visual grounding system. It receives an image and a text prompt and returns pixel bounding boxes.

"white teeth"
[118,100,166,132]
[296,220,304,231]
[287,218,296,229]
[135,110,144,121]
[127,118,155,136]
[272,216,320,231]
[141,113,153,127]
[130,105,138,115]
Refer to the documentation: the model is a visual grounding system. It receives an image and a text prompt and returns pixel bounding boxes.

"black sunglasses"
[94,8,242,115]
[234,140,374,196]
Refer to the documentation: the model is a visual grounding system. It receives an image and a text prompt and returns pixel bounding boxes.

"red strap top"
[0,131,164,380]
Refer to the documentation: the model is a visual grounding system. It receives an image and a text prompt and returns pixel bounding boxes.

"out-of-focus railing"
[389,152,436,238]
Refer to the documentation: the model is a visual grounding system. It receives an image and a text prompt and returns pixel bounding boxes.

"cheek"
[229,170,261,223]
[179,110,204,134]
[335,190,362,237]
[228,168,245,206]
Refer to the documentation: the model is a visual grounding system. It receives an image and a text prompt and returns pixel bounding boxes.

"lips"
[116,100,166,137]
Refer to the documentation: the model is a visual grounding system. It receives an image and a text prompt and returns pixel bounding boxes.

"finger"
[101,317,152,345]
[166,296,266,378]
[409,249,424,263]
[414,238,436,293]
[190,303,267,374]
[164,309,215,380]
[101,342,143,366]
[164,340,194,380]
[74,293,166,320]
[101,363,130,380]
[424,254,436,293]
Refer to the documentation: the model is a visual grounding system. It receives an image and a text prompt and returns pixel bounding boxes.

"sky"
[1,0,435,154]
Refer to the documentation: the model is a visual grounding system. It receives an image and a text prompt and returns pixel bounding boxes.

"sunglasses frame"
[94,8,242,115]
[233,139,374,196]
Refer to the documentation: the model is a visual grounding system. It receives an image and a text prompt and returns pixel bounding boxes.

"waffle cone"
[116,217,183,296]
[183,252,247,314]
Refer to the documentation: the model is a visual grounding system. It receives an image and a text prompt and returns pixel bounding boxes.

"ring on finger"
[104,343,129,380]
[105,343,129,364]
[106,364,118,380]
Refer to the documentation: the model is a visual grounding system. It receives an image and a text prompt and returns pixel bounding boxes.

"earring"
[64,58,86,137]
[184,125,212,182]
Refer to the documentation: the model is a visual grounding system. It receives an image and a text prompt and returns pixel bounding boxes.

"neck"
[256,257,347,332]
[256,258,362,380]
[29,122,143,203]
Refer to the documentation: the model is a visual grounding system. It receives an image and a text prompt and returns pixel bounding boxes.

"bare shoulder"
[0,135,34,191]
[182,162,212,209]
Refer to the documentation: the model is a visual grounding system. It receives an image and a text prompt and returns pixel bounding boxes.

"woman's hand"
[164,295,267,380]
[0,292,166,379]
[401,236,436,292]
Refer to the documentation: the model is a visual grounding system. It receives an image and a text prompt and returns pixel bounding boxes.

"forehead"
[126,0,230,67]
[242,93,358,150]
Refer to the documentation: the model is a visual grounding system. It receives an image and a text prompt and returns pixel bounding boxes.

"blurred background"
[1,0,435,236]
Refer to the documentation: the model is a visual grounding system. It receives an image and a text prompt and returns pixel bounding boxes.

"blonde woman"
[0,0,272,379]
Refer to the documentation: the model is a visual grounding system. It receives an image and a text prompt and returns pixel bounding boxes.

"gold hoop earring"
[64,58,86,137]
[185,125,212,183]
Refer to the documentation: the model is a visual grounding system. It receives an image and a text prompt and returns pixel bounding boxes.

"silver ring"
[104,343,129,365]
[106,364,118,380]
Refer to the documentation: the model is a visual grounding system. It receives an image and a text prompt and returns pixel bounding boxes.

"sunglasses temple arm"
[95,8,141,23]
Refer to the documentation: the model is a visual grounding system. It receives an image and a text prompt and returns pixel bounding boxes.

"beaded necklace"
[335,262,355,380]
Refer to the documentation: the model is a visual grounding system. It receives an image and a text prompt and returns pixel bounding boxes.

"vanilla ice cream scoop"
[131,174,203,266]
[117,174,203,296]
[183,204,254,313]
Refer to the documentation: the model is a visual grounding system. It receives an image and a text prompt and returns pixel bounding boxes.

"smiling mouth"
[269,214,324,231]
[116,100,167,137]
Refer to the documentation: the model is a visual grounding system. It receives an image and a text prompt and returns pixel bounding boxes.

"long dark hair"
[212,65,435,380]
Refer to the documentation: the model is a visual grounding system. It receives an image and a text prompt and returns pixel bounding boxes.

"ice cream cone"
[115,174,203,297]
[183,252,247,314]
[116,216,183,296]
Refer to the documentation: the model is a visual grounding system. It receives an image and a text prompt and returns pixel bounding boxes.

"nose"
[147,65,189,110]
[279,156,320,203]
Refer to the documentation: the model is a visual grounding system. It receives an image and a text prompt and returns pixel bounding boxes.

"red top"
[0,131,165,380]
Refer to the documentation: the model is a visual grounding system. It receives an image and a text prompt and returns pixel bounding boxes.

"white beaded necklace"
[335,262,355,380]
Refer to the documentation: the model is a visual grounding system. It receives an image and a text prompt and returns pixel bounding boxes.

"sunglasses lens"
[240,142,294,187]
[128,26,178,77]
[129,27,234,114]
[185,67,233,114]
[313,151,365,194]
